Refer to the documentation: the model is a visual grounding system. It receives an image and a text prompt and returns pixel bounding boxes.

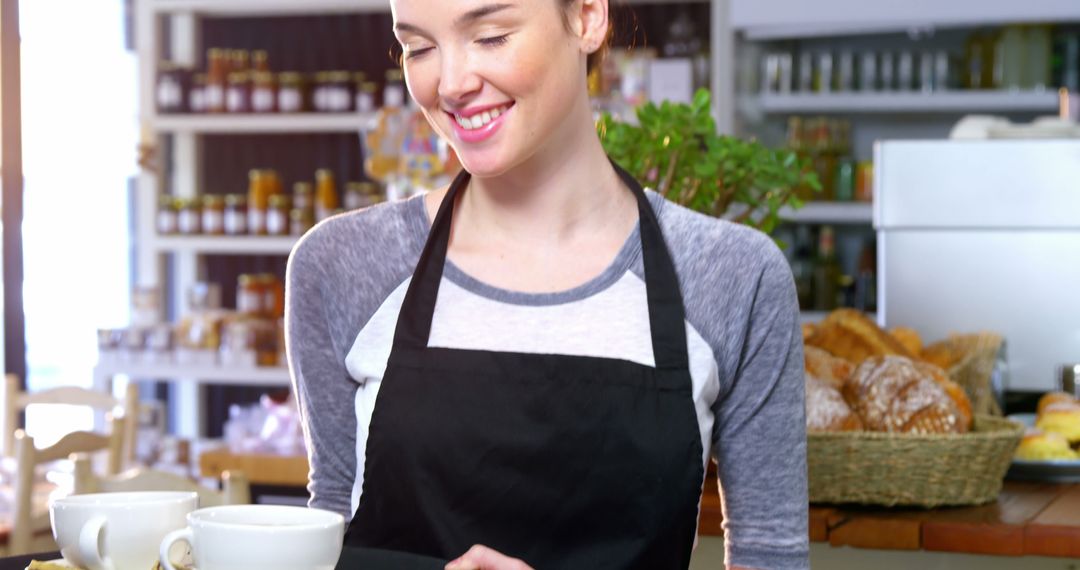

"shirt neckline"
[406,190,660,307]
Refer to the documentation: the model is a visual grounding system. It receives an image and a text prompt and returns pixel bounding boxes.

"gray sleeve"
[712,241,809,570]
[285,230,359,519]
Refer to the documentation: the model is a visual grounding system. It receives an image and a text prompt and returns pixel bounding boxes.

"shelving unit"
[148,0,707,17]
[151,112,378,134]
[781,202,872,225]
[95,363,291,387]
[149,235,299,255]
[751,90,1060,115]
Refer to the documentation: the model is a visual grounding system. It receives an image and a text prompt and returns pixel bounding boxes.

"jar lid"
[225,194,247,206]
[269,194,292,207]
[293,181,314,194]
[315,168,334,181]
[202,195,225,206]
[278,71,303,84]
[228,71,250,83]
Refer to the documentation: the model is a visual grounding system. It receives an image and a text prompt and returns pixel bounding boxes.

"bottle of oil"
[813,225,841,311]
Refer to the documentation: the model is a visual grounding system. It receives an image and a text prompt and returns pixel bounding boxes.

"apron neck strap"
[393,159,690,370]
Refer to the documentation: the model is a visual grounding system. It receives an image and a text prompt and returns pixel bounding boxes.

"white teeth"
[453,104,510,130]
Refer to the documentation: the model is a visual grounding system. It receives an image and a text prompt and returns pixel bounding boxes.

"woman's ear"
[569,0,609,55]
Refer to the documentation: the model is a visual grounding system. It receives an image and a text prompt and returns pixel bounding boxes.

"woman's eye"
[405,46,434,60]
[477,34,509,47]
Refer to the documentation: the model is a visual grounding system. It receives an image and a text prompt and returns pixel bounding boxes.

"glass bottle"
[252,50,270,73]
[290,208,315,236]
[266,194,291,236]
[315,169,339,222]
[247,169,269,236]
[364,70,408,183]
[292,181,314,214]
[205,48,228,113]
[813,226,841,311]
[226,71,251,113]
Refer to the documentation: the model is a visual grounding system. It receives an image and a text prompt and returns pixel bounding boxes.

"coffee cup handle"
[159,527,194,570]
[77,516,113,570]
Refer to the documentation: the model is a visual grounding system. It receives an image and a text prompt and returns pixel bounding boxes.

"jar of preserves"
[205,48,228,113]
[277,72,305,113]
[256,274,285,319]
[252,49,270,73]
[247,169,269,235]
[290,207,315,236]
[189,73,208,113]
[224,194,248,235]
[226,71,251,113]
[312,72,331,112]
[177,198,202,234]
[356,81,378,114]
[267,194,291,236]
[236,274,264,316]
[344,181,382,210]
[157,195,179,234]
[315,169,339,222]
[201,195,226,235]
[251,71,276,113]
[156,61,185,113]
[292,181,314,214]
[230,49,250,73]
[327,71,353,112]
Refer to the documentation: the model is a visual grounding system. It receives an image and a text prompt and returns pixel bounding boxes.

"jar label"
[225,210,248,235]
[267,210,288,235]
[356,92,375,114]
[205,86,225,110]
[252,88,275,113]
[178,211,201,234]
[157,211,178,234]
[248,208,267,235]
[226,88,248,113]
[203,210,225,234]
[279,89,302,113]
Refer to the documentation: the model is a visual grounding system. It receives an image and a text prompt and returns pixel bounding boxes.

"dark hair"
[559,0,613,74]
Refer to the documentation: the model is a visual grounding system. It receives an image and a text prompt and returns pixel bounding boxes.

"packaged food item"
[177,198,202,235]
[277,72,306,113]
[247,169,269,235]
[251,71,276,113]
[364,70,408,183]
[205,48,228,113]
[226,71,251,113]
[224,194,248,235]
[344,181,382,210]
[315,169,339,222]
[201,195,225,235]
[290,208,315,236]
[267,194,291,236]
[157,195,179,235]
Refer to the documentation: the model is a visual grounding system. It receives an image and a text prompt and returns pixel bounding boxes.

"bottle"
[226,71,251,113]
[277,72,305,113]
[315,169,339,222]
[813,226,841,311]
[205,48,228,113]
[224,194,248,235]
[267,194,291,236]
[201,195,225,235]
[157,195,179,235]
[251,71,276,113]
[364,70,408,183]
[252,50,270,73]
[790,226,814,309]
[247,169,269,236]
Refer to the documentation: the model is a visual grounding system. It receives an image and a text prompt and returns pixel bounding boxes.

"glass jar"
[157,195,179,235]
[224,194,248,235]
[189,73,208,113]
[256,274,284,319]
[156,61,185,113]
[315,169,339,222]
[201,195,226,235]
[290,207,315,236]
[252,49,270,73]
[205,48,228,113]
[251,71,276,113]
[344,181,382,210]
[177,198,202,234]
[247,169,269,236]
[328,71,353,112]
[292,181,314,213]
[312,72,331,112]
[267,194,291,236]
[277,72,306,113]
[226,71,251,113]
[236,274,264,316]
[357,81,378,114]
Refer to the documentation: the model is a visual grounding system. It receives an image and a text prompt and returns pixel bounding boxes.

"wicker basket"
[807,414,1023,507]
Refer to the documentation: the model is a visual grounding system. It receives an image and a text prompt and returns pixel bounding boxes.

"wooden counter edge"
[199,448,309,487]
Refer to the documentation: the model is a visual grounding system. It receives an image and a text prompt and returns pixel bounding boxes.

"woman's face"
[390,0,591,177]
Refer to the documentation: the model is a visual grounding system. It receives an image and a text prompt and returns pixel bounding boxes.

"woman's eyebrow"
[395,3,516,35]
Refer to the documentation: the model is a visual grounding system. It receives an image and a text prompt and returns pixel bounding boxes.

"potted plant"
[598,89,820,236]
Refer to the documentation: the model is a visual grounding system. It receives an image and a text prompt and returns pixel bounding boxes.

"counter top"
[199,449,1080,558]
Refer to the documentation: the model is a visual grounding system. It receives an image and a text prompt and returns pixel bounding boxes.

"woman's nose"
[438,53,483,104]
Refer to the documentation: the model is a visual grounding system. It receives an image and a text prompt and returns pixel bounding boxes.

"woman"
[286,0,808,568]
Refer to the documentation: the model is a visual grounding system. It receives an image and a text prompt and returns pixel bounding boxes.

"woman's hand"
[445,545,534,570]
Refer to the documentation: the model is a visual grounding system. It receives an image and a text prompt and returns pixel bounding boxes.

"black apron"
[341,162,704,570]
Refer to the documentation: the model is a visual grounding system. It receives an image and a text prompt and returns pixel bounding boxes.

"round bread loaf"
[843,355,968,435]
[1037,391,1077,415]
[804,346,855,391]
[806,373,863,432]
[1036,402,1080,444]
[1015,428,1078,460]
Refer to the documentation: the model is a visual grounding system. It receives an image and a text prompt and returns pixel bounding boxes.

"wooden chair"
[71,454,251,507]
[0,374,138,472]
[5,417,124,556]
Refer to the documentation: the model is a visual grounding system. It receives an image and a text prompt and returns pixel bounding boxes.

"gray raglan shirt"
[285,189,809,570]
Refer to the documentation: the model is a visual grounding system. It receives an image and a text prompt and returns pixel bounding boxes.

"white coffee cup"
[159,504,345,570]
[50,491,198,570]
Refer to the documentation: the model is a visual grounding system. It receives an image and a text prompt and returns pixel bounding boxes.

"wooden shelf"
[752,91,1060,114]
[150,113,377,134]
[781,202,873,224]
[200,448,310,487]
[150,235,299,255]
[95,362,291,386]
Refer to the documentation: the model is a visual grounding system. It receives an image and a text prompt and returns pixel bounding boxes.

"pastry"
[912,360,974,431]
[920,339,961,371]
[801,322,817,343]
[803,345,854,390]
[889,326,923,356]
[1035,402,1080,444]
[1014,428,1078,460]
[1037,391,1077,415]
[843,355,968,434]
[805,309,913,364]
[805,373,863,432]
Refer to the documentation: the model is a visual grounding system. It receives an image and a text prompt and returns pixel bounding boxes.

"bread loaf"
[843,356,968,434]
[806,373,863,432]
[804,345,854,390]
[1037,391,1077,415]
[890,326,923,355]
[805,309,913,364]
[1036,402,1080,444]
[1014,428,1078,460]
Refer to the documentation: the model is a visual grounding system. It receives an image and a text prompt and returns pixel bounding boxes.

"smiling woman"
[287,1,809,569]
